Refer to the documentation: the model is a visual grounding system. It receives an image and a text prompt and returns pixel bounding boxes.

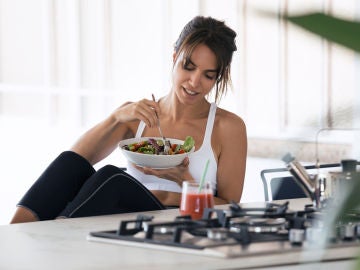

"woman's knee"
[10,206,39,224]
[96,165,125,178]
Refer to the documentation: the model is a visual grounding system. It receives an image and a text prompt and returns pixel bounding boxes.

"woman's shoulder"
[212,106,247,155]
[215,107,246,130]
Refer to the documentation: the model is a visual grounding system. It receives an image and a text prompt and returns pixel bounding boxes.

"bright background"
[0,0,359,224]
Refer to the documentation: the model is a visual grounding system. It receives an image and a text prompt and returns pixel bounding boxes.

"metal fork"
[152,94,171,154]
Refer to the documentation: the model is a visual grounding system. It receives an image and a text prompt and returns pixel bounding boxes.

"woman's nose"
[189,71,201,88]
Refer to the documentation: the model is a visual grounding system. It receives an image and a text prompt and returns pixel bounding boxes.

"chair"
[260,163,341,201]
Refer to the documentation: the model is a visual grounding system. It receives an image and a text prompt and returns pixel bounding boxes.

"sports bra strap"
[135,102,217,140]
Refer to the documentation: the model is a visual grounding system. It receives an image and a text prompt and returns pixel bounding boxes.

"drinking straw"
[198,159,210,192]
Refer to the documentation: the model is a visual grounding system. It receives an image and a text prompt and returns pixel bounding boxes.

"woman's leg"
[10,206,38,224]
[58,165,165,218]
[10,151,95,223]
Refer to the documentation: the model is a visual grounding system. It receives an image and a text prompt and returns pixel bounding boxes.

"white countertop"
[0,198,358,270]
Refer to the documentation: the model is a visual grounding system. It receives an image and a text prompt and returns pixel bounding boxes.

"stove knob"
[289,229,305,245]
[305,227,322,243]
[339,223,355,240]
[355,224,360,238]
[327,226,338,241]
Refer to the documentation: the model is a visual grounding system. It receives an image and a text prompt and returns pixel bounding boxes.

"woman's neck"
[160,92,211,121]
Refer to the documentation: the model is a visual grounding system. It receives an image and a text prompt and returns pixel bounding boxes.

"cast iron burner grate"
[89,201,322,249]
[88,201,360,261]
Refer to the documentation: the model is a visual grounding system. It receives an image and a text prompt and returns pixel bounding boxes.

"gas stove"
[87,201,360,260]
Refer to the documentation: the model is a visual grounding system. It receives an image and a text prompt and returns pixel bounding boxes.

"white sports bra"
[125,103,218,193]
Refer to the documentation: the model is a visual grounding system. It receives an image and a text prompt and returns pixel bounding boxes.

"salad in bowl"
[119,136,195,168]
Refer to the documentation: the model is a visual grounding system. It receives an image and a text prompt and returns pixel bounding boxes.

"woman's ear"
[172,51,177,63]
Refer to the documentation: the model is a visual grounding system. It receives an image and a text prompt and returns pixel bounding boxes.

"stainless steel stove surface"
[87,201,360,260]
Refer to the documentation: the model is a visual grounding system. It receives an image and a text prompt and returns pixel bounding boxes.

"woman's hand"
[113,99,160,128]
[70,98,160,165]
[133,157,194,186]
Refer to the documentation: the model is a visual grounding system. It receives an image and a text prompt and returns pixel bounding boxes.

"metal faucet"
[282,153,333,209]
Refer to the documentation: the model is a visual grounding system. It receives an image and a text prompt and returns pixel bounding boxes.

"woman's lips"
[183,87,198,96]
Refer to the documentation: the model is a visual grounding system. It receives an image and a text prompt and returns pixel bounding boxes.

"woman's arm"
[70,114,128,165]
[214,112,247,204]
[71,99,161,165]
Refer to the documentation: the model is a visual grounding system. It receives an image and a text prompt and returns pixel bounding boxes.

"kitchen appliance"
[87,201,360,260]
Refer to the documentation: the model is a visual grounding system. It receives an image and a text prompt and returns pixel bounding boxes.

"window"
[0,0,359,223]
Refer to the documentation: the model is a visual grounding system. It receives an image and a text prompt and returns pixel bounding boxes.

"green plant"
[286,12,360,53]
[283,12,360,269]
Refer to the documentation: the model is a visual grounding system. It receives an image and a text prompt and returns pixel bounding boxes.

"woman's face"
[172,43,218,105]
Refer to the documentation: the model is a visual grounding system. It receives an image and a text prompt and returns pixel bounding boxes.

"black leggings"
[18,151,165,221]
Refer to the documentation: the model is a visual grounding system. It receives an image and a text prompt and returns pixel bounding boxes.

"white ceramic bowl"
[119,137,195,169]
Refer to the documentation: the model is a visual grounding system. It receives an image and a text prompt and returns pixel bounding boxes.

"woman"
[10,16,247,223]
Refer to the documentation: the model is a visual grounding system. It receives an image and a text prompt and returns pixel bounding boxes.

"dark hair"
[174,16,237,103]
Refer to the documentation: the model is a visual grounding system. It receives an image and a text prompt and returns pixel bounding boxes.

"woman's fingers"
[180,157,190,167]
[135,99,159,127]
[132,157,191,187]
[115,99,159,127]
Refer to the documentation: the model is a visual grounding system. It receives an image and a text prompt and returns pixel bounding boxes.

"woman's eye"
[183,65,195,71]
[206,74,216,80]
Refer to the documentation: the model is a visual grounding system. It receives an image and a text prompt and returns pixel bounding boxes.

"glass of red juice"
[179,181,214,220]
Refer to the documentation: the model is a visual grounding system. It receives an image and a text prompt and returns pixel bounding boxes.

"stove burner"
[228,201,291,218]
[229,217,286,233]
[89,201,360,253]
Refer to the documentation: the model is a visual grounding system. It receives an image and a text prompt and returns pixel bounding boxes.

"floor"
[0,118,283,225]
